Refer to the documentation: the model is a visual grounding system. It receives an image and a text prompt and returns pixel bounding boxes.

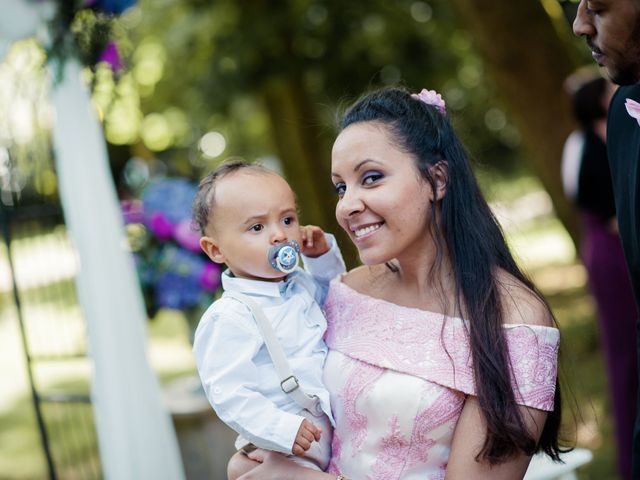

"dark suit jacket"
[608,84,640,476]
[607,85,640,313]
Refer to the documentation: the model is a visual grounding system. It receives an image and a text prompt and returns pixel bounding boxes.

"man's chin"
[607,65,640,86]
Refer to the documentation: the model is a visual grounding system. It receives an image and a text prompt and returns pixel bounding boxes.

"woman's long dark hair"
[339,87,562,464]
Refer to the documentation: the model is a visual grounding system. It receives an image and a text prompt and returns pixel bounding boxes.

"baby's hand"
[300,225,330,258]
[292,419,321,457]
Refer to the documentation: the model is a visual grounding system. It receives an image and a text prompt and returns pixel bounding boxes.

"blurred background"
[0,0,628,478]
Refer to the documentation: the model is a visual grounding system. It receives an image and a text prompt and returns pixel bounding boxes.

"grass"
[534,262,617,479]
[0,176,623,479]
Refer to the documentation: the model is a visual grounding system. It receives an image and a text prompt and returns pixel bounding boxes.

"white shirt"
[193,235,345,454]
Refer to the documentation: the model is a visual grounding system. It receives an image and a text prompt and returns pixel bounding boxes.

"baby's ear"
[200,236,225,264]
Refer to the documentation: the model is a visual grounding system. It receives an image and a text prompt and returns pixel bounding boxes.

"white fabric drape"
[50,59,185,480]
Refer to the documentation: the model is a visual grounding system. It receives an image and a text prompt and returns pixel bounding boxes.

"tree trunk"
[262,76,359,267]
[450,0,581,245]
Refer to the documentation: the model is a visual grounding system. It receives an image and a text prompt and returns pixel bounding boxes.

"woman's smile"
[331,122,434,265]
[352,222,384,240]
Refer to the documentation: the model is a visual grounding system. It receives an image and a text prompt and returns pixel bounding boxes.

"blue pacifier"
[268,240,300,274]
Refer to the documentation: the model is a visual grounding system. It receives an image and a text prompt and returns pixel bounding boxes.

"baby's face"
[202,171,302,281]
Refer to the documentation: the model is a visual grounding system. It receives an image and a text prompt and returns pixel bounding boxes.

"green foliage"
[116,0,527,176]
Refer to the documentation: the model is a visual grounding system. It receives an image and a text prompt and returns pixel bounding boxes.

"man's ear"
[429,161,448,202]
[200,236,225,264]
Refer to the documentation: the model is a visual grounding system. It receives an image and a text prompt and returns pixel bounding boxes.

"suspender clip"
[280,375,300,393]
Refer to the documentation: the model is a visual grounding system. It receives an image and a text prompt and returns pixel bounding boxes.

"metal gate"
[0,199,102,479]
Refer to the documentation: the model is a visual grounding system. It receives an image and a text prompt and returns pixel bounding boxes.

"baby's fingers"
[293,437,311,455]
[299,225,312,247]
[303,420,322,440]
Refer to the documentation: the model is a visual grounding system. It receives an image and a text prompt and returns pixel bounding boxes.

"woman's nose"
[573,0,595,37]
[337,190,364,218]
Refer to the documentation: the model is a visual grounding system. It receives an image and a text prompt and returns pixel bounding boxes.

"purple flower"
[149,212,174,240]
[151,246,216,309]
[174,219,202,252]
[155,271,202,309]
[125,177,223,315]
[99,42,122,73]
[121,199,144,224]
[200,262,222,291]
[142,178,198,225]
[157,245,204,278]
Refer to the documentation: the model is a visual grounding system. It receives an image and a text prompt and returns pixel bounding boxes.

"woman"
[231,86,563,479]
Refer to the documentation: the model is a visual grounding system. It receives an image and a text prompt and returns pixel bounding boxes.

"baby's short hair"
[192,160,272,235]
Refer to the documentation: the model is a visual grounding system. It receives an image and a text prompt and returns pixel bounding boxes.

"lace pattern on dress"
[324,280,559,411]
[341,356,385,458]
[368,386,464,479]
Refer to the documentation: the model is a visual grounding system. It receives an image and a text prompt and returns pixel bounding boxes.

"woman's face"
[331,121,436,266]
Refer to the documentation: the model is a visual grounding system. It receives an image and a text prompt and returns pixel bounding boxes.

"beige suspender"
[224,291,323,416]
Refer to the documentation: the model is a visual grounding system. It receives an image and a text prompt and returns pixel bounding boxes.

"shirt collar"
[221,269,302,298]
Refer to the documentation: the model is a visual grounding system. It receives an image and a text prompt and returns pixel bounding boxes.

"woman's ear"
[200,236,225,264]
[430,161,448,202]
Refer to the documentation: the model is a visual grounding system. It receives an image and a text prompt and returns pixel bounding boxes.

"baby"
[192,160,345,471]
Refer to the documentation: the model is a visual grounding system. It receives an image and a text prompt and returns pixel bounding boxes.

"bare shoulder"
[496,269,554,327]
[342,264,389,296]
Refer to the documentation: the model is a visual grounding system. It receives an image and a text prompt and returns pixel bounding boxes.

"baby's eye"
[362,171,383,186]
[250,224,264,232]
[334,182,346,197]
[282,216,296,226]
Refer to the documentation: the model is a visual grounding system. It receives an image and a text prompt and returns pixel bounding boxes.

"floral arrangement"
[47,0,135,74]
[122,177,222,330]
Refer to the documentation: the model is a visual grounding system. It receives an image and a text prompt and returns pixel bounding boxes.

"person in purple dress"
[561,73,638,480]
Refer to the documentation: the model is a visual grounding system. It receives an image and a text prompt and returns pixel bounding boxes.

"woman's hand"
[237,450,331,480]
[227,451,260,480]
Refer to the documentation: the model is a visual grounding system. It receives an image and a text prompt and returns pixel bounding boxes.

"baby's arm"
[193,303,307,454]
[300,226,346,302]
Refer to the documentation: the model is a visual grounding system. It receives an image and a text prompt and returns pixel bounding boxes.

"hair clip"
[411,89,446,115]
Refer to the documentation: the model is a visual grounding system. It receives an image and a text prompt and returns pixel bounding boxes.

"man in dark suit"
[573,1,640,479]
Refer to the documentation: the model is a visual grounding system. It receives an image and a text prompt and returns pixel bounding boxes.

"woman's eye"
[250,224,263,232]
[362,171,383,185]
[334,182,346,197]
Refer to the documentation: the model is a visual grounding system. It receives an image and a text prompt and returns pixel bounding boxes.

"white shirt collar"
[221,269,302,298]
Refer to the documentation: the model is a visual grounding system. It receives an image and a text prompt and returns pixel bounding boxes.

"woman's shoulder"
[496,269,554,328]
[340,264,389,296]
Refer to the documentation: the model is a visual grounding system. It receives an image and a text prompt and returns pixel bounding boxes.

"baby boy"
[192,160,345,471]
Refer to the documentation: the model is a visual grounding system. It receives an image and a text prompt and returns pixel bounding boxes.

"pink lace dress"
[322,279,559,480]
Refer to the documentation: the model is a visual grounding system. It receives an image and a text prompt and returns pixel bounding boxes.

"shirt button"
[213,387,222,395]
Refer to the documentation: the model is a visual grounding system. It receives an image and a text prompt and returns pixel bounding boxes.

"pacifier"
[268,240,300,274]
